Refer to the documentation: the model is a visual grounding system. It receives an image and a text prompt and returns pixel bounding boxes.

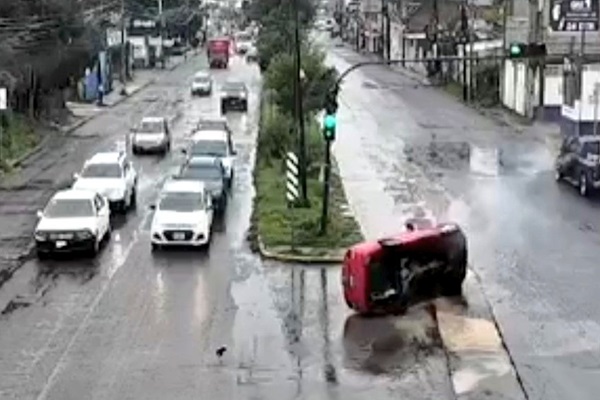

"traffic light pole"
[330,54,544,93]
[319,138,332,235]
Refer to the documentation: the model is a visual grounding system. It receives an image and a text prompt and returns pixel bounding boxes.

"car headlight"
[75,230,94,240]
[34,231,48,241]
[240,92,246,98]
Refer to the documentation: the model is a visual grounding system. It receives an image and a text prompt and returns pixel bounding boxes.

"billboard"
[549,0,599,32]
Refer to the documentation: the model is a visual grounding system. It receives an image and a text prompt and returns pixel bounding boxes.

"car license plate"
[173,233,186,240]
[55,240,67,248]
[57,233,73,239]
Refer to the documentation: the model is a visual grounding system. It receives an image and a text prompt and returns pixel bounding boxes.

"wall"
[502,59,527,115]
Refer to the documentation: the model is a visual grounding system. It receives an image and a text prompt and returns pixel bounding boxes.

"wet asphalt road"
[326,39,600,399]
[0,53,456,399]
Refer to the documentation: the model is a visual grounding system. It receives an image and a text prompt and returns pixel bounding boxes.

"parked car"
[131,116,171,155]
[555,135,600,197]
[72,151,138,212]
[150,179,214,251]
[234,31,253,54]
[191,71,213,96]
[220,81,248,114]
[246,44,258,62]
[34,189,111,258]
[178,157,228,214]
[342,221,468,315]
[182,129,236,187]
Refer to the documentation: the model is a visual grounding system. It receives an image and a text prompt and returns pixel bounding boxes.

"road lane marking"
[34,200,152,400]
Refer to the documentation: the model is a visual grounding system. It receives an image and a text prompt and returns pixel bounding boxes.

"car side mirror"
[36,210,43,218]
[181,148,187,154]
[73,172,80,180]
[149,204,156,210]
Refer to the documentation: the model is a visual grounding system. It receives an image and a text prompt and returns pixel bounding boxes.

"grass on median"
[250,100,363,253]
[0,114,40,173]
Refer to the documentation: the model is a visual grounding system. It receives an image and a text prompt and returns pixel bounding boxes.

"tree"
[247,0,315,25]
[264,44,338,117]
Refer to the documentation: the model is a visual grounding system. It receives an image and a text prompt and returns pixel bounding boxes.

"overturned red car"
[341,221,468,315]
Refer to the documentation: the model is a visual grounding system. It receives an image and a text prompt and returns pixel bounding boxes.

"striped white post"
[286,152,299,204]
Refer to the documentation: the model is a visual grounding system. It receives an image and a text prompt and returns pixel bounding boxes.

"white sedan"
[150,179,214,251]
[34,189,111,258]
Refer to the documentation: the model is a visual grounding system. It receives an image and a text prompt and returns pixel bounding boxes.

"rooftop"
[86,151,124,164]
[53,189,97,200]
[163,179,206,193]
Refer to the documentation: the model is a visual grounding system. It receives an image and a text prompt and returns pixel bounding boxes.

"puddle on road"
[404,140,550,178]
[342,304,441,375]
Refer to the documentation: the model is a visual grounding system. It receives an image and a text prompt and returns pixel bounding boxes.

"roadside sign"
[549,0,599,32]
[0,88,7,110]
[286,152,299,204]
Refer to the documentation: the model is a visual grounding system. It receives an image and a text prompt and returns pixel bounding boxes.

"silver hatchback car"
[131,117,171,155]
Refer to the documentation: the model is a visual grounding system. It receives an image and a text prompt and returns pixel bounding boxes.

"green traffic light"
[324,114,336,129]
[509,43,522,56]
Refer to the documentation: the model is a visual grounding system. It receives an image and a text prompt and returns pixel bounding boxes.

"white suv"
[34,189,111,258]
[150,179,214,251]
[72,151,138,212]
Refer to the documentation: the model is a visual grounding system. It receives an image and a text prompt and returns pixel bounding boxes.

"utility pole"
[293,0,308,205]
[468,0,474,103]
[120,0,126,86]
[159,0,165,68]
[385,0,391,60]
[593,83,599,136]
[576,27,586,136]
[461,1,468,102]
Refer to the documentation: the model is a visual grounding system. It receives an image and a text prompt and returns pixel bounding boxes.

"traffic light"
[508,42,547,59]
[323,114,337,141]
[509,43,525,58]
[323,90,338,141]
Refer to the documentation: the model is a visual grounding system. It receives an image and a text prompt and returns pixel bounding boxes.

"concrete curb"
[6,78,155,170]
[257,237,344,264]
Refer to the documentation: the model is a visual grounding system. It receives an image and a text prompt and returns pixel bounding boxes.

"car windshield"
[45,198,95,218]
[194,76,210,83]
[180,165,222,181]
[190,141,227,157]
[583,141,600,155]
[223,82,244,92]
[197,120,226,130]
[236,33,251,42]
[158,192,204,212]
[139,120,163,133]
[80,163,122,178]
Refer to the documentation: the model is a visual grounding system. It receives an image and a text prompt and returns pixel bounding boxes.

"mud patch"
[342,303,443,375]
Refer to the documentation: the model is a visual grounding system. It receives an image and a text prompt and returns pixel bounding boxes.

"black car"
[220,81,248,114]
[555,135,600,196]
[178,157,228,213]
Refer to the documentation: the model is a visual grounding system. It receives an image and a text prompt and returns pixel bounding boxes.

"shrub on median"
[0,115,39,173]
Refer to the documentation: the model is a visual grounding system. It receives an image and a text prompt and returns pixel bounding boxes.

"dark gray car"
[178,157,228,213]
[220,81,248,114]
